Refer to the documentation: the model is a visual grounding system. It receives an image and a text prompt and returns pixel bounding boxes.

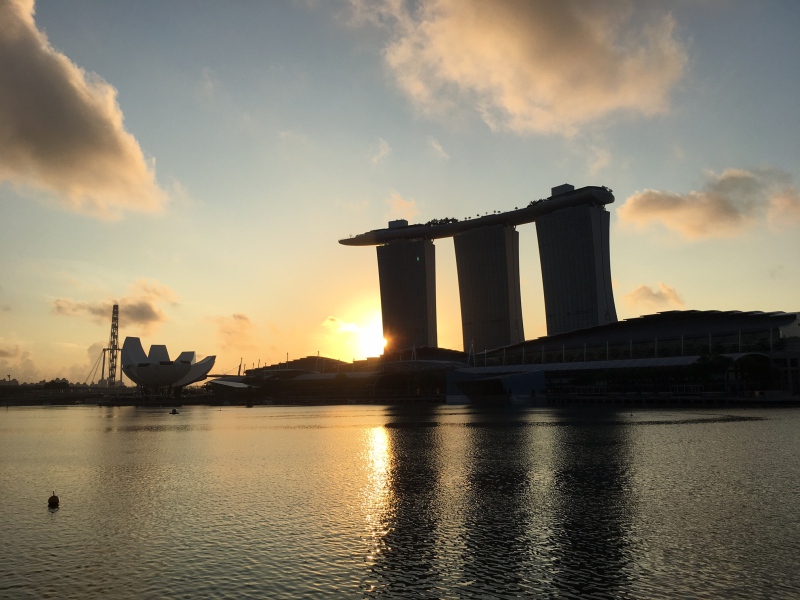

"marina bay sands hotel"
[340,184,618,354]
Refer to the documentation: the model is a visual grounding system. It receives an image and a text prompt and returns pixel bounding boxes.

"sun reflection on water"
[362,426,393,564]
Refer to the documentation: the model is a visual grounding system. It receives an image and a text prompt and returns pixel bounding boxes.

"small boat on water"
[170,408,179,415]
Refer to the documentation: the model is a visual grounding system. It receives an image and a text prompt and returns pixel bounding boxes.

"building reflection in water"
[360,405,445,597]
[459,407,538,596]
[547,410,635,597]
[359,406,636,597]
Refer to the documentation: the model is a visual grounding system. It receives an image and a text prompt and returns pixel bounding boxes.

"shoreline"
[3,394,799,408]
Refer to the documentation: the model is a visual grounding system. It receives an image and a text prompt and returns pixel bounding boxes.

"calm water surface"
[2,405,800,598]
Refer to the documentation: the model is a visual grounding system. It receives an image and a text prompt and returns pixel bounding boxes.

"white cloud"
[0,344,39,383]
[350,0,687,136]
[766,188,800,229]
[323,316,359,334]
[0,0,168,218]
[588,145,611,175]
[385,190,420,220]
[622,282,685,313]
[371,137,392,164]
[63,341,105,385]
[277,129,312,144]
[428,136,449,159]
[618,167,800,240]
[200,67,216,99]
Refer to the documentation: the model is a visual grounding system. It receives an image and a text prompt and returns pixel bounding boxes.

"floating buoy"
[48,491,59,508]
[170,408,179,415]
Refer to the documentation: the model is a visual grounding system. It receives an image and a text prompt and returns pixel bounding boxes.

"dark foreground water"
[2,405,800,599]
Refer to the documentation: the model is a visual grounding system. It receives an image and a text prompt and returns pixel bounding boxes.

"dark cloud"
[122,301,164,326]
[52,279,176,331]
[0,345,20,359]
[350,0,687,135]
[52,299,110,319]
[0,0,167,218]
[618,167,800,239]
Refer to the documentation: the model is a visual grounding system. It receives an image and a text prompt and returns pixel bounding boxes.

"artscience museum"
[121,337,216,394]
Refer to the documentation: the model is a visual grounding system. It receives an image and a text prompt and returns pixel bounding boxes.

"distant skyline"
[2,0,800,382]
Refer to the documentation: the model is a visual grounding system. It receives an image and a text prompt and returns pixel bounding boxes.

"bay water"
[2,405,799,598]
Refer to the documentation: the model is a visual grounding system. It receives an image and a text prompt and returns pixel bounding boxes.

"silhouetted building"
[536,185,617,335]
[377,237,437,354]
[446,310,800,402]
[341,184,616,353]
[454,224,524,352]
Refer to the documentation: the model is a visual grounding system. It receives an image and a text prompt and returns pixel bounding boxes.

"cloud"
[323,316,359,334]
[200,67,216,99]
[322,316,361,360]
[768,265,785,281]
[618,167,800,240]
[322,314,386,360]
[0,0,168,218]
[52,278,177,331]
[350,0,687,135]
[0,346,38,383]
[766,188,800,229]
[277,129,312,144]
[212,313,256,351]
[0,345,20,359]
[385,190,419,220]
[428,137,449,159]
[622,282,685,313]
[371,137,392,164]
[52,299,109,320]
[588,145,611,175]
[62,341,106,384]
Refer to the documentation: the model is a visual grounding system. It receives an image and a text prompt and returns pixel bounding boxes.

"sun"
[357,313,387,359]
[323,310,387,361]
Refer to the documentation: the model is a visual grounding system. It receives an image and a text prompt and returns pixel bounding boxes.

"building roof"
[339,185,613,246]
[505,310,799,353]
[121,337,216,388]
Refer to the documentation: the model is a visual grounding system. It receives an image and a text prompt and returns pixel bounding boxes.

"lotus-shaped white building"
[121,337,215,392]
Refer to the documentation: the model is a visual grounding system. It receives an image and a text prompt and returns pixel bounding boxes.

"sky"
[1,0,800,383]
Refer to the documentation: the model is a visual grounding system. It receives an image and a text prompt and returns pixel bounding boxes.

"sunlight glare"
[362,426,393,562]
[357,312,387,359]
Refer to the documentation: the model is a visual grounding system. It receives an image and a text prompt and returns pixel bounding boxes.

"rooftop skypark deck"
[338,185,614,246]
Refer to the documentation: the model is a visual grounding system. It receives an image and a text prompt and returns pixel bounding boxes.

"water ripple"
[0,406,798,598]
